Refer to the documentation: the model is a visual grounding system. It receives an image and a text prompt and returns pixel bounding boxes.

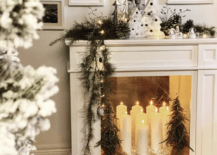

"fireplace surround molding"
[66,38,217,155]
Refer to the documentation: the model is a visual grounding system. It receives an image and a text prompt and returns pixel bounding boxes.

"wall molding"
[33,148,71,155]
[35,143,71,150]
[32,143,71,155]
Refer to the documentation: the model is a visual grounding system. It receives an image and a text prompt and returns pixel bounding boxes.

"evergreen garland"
[161,97,194,153]
[51,15,129,155]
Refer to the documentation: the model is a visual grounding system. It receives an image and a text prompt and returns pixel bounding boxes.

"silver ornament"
[97,106,104,117]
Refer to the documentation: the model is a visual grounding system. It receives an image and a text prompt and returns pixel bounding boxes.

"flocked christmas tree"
[142,0,165,38]
[161,97,194,154]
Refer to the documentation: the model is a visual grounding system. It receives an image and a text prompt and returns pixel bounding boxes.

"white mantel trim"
[68,66,217,73]
[65,38,217,46]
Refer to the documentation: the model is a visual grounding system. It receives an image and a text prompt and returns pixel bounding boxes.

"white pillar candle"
[159,102,167,115]
[116,102,127,130]
[161,106,170,148]
[130,101,143,146]
[151,108,162,153]
[137,120,149,155]
[159,102,167,144]
[135,109,147,145]
[121,112,132,155]
[146,100,156,143]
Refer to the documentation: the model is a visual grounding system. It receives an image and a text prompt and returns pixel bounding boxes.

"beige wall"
[17,0,217,154]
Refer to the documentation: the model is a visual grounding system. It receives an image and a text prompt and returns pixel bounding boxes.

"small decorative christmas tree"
[96,101,123,155]
[129,7,146,37]
[142,0,165,38]
[161,97,194,154]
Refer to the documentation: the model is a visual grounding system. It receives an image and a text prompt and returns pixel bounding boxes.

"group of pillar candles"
[116,101,170,155]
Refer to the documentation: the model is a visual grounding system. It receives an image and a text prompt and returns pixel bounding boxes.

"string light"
[183,34,188,38]
[142,120,145,124]
[100,45,106,51]
[155,108,158,113]
[101,79,104,83]
[150,100,153,105]
[163,102,166,106]
[124,18,128,23]
[203,34,207,38]
[120,102,123,105]
[100,30,105,35]
[167,106,169,110]
[98,20,102,25]
[136,101,139,105]
[125,111,127,114]
[141,109,143,112]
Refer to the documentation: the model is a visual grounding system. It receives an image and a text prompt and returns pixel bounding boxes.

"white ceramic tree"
[142,0,165,38]
[129,7,146,38]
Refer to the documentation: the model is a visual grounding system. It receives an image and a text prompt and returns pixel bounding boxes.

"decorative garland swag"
[51,13,130,155]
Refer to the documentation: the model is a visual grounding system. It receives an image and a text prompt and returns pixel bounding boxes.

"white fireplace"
[66,38,217,155]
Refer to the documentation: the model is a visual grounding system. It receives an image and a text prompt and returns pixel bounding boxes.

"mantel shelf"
[65,37,217,47]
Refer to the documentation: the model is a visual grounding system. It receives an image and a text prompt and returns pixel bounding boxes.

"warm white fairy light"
[98,20,102,25]
[100,45,106,51]
[163,102,166,106]
[100,30,105,35]
[136,101,139,105]
[167,106,169,110]
[183,34,188,38]
[203,34,207,38]
[141,109,143,112]
[121,102,123,105]
[124,18,128,23]
[150,100,153,105]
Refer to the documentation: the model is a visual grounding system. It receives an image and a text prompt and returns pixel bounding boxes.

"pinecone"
[115,21,130,39]
[183,20,194,33]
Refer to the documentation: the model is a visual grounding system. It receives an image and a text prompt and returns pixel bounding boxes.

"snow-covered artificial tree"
[0,1,59,155]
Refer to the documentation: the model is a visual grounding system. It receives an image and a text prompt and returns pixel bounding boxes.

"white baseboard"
[33,149,71,155]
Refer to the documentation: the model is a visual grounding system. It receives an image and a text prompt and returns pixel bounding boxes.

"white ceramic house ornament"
[129,7,146,38]
[142,0,165,38]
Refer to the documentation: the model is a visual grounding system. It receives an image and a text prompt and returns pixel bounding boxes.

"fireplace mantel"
[67,38,217,155]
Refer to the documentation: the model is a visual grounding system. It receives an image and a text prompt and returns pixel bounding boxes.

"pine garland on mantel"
[51,10,130,155]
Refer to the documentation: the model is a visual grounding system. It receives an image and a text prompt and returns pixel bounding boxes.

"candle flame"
[155,108,158,113]
[120,102,123,105]
[150,100,153,105]
[163,102,166,106]
[142,120,145,124]
[136,101,139,105]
